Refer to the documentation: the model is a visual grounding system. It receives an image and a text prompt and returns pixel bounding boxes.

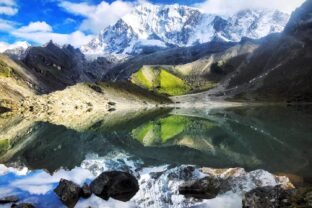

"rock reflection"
[0,105,311,181]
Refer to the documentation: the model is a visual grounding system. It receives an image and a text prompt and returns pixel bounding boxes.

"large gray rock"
[90,171,139,202]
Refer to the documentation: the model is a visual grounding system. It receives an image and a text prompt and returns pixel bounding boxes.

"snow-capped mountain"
[2,41,31,60]
[81,3,289,57]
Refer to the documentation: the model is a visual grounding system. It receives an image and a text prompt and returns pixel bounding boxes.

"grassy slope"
[0,55,36,110]
[131,67,192,96]
[0,60,12,77]
[132,115,190,146]
[129,42,259,97]
[158,70,191,96]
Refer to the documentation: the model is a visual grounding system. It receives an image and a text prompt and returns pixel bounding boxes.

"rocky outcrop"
[90,171,139,202]
[220,0,312,102]
[22,41,90,93]
[0,55,36,110]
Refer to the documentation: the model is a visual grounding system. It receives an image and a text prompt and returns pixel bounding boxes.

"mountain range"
[81,3,289,57]
[0,0,312,112]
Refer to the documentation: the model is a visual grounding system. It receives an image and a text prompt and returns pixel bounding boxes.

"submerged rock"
[81,183,92,199]
[290,187,312,207]
[54,179,82,208]
[179,177,222,199]
[90,171,139,202]
[242,185,292,208]
[0,196,19,204]
[11,203,35,208]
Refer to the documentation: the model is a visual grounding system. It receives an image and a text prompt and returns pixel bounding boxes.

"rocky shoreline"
[0,158,311,208]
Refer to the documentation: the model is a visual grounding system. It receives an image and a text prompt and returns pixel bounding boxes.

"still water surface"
[0,105,311,207]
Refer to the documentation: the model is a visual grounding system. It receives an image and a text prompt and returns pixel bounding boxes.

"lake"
[0,105,311,207]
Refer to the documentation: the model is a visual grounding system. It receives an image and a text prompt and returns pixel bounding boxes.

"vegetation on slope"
[132,115,189,145]
[0,60,13,77]
[160,115,187,142]
[132,115,217,147]
[130,66,197,96]
[158,70,191,96]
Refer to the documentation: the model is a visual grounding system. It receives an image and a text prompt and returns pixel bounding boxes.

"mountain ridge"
[81,3,289,57]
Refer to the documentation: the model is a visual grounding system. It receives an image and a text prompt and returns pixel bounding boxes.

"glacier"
[81,3,289,57]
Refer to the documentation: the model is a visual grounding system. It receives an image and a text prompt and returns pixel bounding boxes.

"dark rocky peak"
[108,19,131,32]
[44,40,61,51]
[235,9,258,18]
[62,44,80,54]
[62,44,86,61]
[212,16,228,32]
[21,42,88,92]
[284,0,312,34]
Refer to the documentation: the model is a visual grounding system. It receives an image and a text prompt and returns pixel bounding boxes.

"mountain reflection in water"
[0,105,311,183]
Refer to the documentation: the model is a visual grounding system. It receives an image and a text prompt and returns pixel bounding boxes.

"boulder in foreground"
[54,179,82,208]
[90,171,139,202]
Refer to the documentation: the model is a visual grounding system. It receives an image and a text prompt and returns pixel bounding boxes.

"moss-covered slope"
[130,66,213,96]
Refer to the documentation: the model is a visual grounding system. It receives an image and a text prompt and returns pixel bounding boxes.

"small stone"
[108,102,116,106]
[88,85,103,94]
[81,183,92,199]
[108,108,116,112]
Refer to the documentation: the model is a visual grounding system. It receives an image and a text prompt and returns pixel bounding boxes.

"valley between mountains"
[0,1,312,207]
[1,0,312,114]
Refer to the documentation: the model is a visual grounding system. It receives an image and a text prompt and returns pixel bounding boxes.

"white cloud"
[0,19,15,31]
[0,5,17,15]
[195,0,305,15]
[12,21,93,47]
[0,0,16,6]
[15,21,52,33]
[0,0,17,16]
[58,1,96,17]
[59,0,135,33]
[0,41,29,52]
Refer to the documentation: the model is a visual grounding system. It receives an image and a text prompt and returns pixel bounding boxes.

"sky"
[0,0,306,51]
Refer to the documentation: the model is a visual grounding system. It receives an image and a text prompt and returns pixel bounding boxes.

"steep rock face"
[0,55,37,110]
[81,3,289,56]
[104,41,238,80]
[22,41,90,93]
[222,0,312,102]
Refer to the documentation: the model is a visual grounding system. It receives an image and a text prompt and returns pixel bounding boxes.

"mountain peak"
[3,41,31,60]
[284,0,312,33]
[81,4,289,57]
